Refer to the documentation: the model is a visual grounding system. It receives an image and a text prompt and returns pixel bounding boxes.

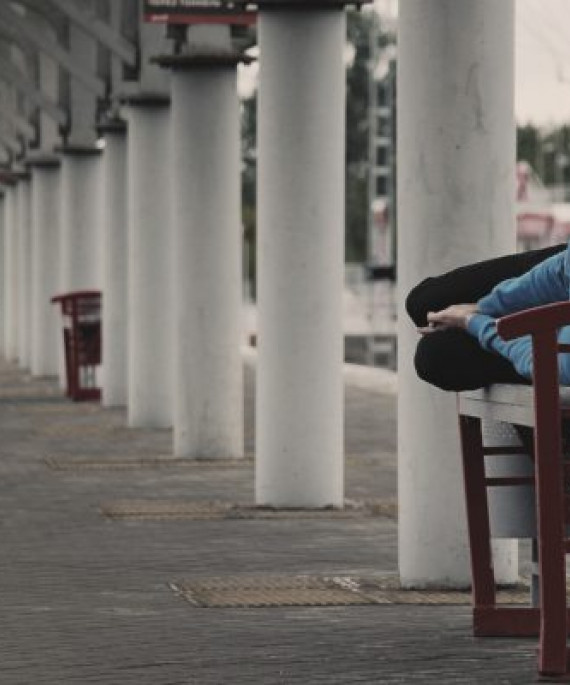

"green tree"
[517,124,540,169]
[241,95,257,296]
[540,125,570,189]
[517,123,570,190]
[345,10,376,262]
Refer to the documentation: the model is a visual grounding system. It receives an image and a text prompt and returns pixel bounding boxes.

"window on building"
[376,146,388,167]
[376,82,387,108]
[376,175,388,197]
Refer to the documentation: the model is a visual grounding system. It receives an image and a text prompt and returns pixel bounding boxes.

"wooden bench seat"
[460,384,570,427]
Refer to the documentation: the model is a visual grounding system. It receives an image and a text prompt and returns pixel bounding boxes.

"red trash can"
[51,291,102,401]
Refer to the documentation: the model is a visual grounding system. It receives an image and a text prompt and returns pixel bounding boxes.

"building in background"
[368,31,396,271]
[516,160,570,250]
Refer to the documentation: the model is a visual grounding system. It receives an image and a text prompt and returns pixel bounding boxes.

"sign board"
[143,0,256,25]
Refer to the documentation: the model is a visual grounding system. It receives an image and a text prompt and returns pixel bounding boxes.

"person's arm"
[421,305,570,383]
[477,250,569,317]
[467,315,570,385]
[421,299,570,386]
[467,314,533,380]
[422,249,569,332]
[421,307,535,380]
[466,249,570,381]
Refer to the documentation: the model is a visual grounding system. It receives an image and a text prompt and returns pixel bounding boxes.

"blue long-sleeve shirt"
[466,243,570,383]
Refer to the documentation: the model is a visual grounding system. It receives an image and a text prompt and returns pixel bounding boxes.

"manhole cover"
[42,423,128,437]
[45,455,254,471]
[172,575,375,607]
[3,400,70,410]
[170,574,532,608]
[0,384,60,395]
[0,391,65,403]
[100,499,397,521]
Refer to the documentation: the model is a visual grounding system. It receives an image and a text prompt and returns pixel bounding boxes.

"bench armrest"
[497,302,570,341]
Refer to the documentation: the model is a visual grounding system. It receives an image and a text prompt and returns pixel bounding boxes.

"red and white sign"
[143,0,255,25]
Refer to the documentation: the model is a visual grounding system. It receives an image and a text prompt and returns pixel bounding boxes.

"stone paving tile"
[0,359,541,684]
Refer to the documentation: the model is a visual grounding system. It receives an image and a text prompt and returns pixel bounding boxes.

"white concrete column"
[125,98,173,428]
[4,183,19,362]
[16,175,32,369]
[59,149,103,292]
[256,9,345,507]
[397,0,516,586]
[100,123,128,407]
[0,191,5,356]
[160,43,244,458]
[30,158,61,377]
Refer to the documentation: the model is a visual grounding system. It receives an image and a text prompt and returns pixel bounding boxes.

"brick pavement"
[0,358,539,684]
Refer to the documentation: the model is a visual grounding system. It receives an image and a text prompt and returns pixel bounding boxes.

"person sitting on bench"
[406,242,569,392]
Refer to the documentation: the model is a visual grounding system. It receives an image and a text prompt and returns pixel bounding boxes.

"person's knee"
[413,328,499,392]
[414,332,463,391]
[406,277,436,327]
[405,246,568,328]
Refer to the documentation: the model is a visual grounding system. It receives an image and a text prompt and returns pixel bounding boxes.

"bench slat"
[459,384,570,427]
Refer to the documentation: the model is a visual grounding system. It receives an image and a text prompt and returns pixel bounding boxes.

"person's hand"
[417,303,478,334]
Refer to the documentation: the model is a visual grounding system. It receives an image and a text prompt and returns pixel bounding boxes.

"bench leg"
[459,415,496,612]
[534,423,567,676]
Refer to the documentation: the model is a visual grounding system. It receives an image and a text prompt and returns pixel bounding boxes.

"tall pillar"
[59,148,103,292]
[397,0,516,586]
[0,190,5,356]
[156,30,245,458]
[25,15,61,378]
[125,97,173,428]
[4,182,19,362]
[16,174,32,369]
[29,157,61,377]
[99,121,128,407]
[256,6,346,506]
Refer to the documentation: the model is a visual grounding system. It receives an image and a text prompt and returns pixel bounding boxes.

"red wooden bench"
[458,301,570,681]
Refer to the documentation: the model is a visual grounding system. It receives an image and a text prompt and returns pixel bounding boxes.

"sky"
[515,0,570,126]
[238,0,570,128]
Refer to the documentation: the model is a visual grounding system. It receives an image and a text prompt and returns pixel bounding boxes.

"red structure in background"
[516,161,570,247]
[51,291,102,402]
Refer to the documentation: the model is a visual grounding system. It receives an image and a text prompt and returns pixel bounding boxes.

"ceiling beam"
[46,0,136,67]
[0,106,36,140]
[11,0,67,38]
[0,57,67,126]
[0,2,106,97]
[0,130,22,155]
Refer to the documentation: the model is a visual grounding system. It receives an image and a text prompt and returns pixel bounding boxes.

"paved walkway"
[0,358,540,684]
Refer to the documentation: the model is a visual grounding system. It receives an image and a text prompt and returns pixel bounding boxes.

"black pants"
[406,243,567,392]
